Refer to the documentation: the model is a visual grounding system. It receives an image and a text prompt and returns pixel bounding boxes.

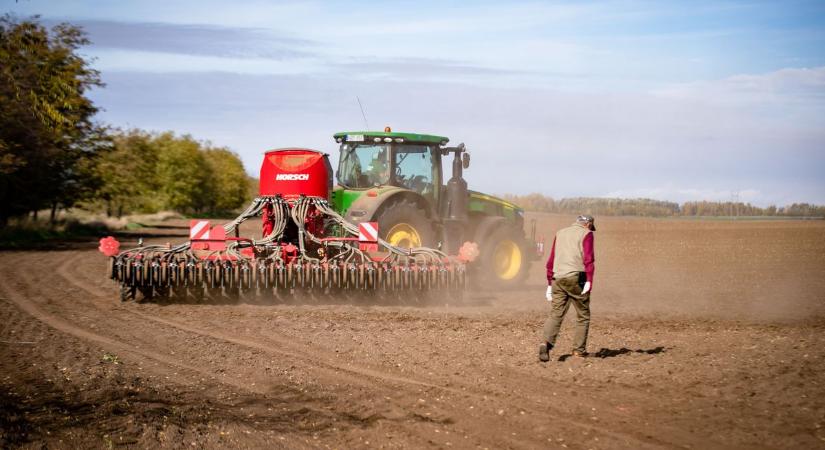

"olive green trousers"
[541,274,591,353]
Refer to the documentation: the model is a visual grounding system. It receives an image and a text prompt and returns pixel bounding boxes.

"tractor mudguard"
[343,187,435,224]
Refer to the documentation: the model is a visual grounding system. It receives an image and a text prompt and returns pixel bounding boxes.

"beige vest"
[552,223,591,279]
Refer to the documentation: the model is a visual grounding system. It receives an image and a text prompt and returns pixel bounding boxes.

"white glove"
[582,281,591,295]
[545,285,553,302]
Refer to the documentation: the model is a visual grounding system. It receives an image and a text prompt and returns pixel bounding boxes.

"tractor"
[331,128,539,287]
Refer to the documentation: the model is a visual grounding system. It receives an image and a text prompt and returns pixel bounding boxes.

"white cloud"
[652,66,825,108]
[88,50,325,75]
[69,19,315,59]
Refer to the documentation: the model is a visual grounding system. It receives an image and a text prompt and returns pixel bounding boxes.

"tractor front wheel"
[375,200,434,249]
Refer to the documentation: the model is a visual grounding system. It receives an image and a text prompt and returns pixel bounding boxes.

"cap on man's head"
[576,214,596,231]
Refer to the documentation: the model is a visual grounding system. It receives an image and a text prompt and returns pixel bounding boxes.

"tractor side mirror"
[462,152,471,169]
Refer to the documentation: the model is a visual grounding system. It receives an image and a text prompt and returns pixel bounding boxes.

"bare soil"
[1,214,824,449]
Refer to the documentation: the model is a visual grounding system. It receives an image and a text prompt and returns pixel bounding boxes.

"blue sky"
[8,0,825,206]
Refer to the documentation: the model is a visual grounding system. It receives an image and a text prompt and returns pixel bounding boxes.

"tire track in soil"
[10,252,470,447]
[54,254,458,399]
[53,251,696,450]
[0,289,360,449]
[2,252,439,448]
[49,255,309,388]
[60,255,451,391]
[7,252,332,404]
[0,267,261,395]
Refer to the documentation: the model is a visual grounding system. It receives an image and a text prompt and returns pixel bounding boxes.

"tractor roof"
[333,131,449,145]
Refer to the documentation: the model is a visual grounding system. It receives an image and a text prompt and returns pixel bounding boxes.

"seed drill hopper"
[102,148,471,302]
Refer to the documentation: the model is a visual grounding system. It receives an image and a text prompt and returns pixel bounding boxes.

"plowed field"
[2,214,824,449]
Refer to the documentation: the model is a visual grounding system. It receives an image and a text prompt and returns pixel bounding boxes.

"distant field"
[526,212,825,321]
[642,215,824,221]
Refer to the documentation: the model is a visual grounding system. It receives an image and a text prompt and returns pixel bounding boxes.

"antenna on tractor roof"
[356,96,370,130]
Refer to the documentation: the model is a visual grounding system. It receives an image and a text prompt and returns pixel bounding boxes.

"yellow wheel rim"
[493,239,522,280]
[386,223,422,248]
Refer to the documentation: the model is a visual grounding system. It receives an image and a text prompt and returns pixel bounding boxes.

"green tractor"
[330,128,539,287]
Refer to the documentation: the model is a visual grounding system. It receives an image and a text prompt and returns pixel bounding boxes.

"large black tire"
[374,200,435,249]
[474,225,530,289]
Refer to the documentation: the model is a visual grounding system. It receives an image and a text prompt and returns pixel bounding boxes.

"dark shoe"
[539,343,551,362]
[571,350,587,358]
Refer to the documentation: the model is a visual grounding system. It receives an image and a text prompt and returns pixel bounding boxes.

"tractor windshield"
[338,143,390,188]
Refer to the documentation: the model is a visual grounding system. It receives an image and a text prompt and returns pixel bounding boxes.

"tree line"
[93,130,252,218]
[502,194,825,218]
[0,16,252,225]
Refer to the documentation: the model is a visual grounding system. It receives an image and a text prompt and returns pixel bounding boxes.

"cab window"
[394,145,435,199]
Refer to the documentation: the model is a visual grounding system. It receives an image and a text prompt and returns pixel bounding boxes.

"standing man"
[539,215,596,362]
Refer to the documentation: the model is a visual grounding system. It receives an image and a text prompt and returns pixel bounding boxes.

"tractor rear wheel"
[375,200,434,248]
[476,225,530,288]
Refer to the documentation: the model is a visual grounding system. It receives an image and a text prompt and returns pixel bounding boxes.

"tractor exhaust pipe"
[444,143,469,254]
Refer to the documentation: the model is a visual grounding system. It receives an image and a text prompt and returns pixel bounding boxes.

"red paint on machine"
[259,148,332,200]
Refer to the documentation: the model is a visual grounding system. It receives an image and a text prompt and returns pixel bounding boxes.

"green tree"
[154,133,211,214]
[202,147,249,213]
[0,15,106,225]
[94,129,161,217]
[90,130,252,217]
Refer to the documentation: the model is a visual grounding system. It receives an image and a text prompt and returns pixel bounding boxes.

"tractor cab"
[334,129,450,206]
